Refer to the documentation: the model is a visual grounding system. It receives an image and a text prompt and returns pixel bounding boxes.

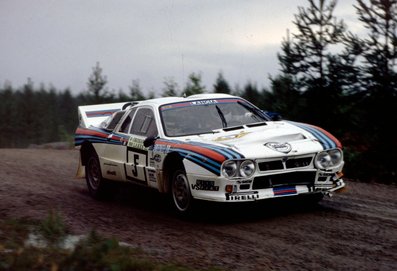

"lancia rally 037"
[75,94,345,214]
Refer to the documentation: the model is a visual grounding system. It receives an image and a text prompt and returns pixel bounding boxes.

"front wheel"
[171,169,193,214]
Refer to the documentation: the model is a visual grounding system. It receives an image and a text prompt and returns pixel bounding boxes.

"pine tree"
[20,79,37,145]
[277,30,305,91]
[213,72,231,94]
[354,0,397,95]
[277,0,348,128]
[241,82,264,108]
[350,0,397,181]
[0,82,16,147]
[129,79,146,101]
[183,73,206,96]
[86,62,111,104]
[279,0,346,90]
[162,77,180,97]
[265,75,302,120]
[57,89,78,138]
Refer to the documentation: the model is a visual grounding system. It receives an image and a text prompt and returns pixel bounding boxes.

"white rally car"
[75,93,345,214]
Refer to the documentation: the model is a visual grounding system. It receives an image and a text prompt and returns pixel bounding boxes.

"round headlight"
[315,151,331,169]
[239,160,256,178]
[222,160,237,178]
[329,149,343,166]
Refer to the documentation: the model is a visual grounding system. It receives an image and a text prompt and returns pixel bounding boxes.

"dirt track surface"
[0,149,396,270]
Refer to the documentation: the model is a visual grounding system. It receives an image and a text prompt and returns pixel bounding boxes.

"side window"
[119,108,137,133]
[130,108,158,137]
[105,111,125,131]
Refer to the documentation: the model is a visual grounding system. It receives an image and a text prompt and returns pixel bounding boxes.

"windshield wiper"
[215,105,227,128]
[237,101,269,122]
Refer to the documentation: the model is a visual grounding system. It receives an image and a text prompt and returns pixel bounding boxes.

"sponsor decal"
[127,137,147,151]
[149,158,155,168]
[153,144,171,154]
[147,169,157,182]
[106,170,117,176]
[190,100,218,106]
[265,142,292,153]
[149,154,162,168]
[104,163,118,167]
[226,191,259,201]
[161,105,173,110]
[153,154,162,163]
[273,186,297,196]
[191,180,219,191]
[214,131,250,142]
[160,98,242,111]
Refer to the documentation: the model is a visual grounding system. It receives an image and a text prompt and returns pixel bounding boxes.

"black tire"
[85,152,109,199]
[171,169,194,214]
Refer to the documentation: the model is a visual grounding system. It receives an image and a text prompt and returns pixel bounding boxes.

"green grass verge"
[0,212,222,271]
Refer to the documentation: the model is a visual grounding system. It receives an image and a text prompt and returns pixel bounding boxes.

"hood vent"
[223,126,244,132]
[266,133,306,142]
[246,122,267,128]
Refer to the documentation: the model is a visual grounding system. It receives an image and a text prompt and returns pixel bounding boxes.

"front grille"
[252,171,316,190]
[285,157,312,168]
[258,156,313,171]
[258,160,284,171]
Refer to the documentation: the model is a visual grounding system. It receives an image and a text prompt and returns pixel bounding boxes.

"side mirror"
[143,136,158,148]
[265,111,282,121]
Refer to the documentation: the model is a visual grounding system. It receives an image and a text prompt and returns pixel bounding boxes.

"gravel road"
[0,149,396,270]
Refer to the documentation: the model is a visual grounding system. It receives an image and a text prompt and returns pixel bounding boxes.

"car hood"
[181,121,341,159]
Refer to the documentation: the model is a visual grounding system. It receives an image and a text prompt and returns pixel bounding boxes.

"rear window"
[100,111,125,131]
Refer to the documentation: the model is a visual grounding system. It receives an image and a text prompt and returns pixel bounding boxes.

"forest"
[0,0,396,183]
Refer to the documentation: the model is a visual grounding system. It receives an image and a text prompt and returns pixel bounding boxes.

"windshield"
[159,98,269,136]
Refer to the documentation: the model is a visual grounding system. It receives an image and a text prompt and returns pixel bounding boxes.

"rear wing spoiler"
[78,102,132,128]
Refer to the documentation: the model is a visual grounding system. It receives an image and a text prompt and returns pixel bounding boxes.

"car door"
[100,108,136,181]
[124,107,158,185]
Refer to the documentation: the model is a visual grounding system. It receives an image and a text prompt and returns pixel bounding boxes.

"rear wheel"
[171,169,193,214]
[86,152,109,199]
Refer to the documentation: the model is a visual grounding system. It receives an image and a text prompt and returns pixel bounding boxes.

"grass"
[38,210,67,246]
[0,211,222,271]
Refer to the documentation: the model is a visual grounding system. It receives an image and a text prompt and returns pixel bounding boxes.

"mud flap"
[75,157,85,178]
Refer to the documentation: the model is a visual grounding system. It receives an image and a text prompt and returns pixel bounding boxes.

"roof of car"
[136,93,239,107]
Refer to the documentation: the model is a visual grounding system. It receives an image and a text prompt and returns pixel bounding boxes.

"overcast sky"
[0,0,358,96]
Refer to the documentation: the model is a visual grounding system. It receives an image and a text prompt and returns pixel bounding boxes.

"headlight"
[329,149,342,165]
[315,152,331,169]
[222,160,256,178]
[315,149,343,169]
[222,160,237,178]
[239,160,256,178]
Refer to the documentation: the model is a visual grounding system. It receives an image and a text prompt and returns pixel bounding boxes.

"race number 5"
[131,154,139,177]
[126,149,147,182]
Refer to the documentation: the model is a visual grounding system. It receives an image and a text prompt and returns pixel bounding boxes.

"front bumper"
[188,171,345,203]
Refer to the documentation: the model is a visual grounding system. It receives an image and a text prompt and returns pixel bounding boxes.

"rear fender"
[76,141,96,179]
